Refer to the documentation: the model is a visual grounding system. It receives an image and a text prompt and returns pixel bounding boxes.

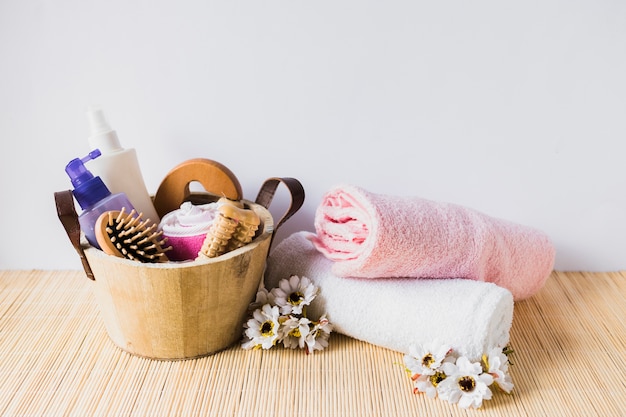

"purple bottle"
[65,149,135,249]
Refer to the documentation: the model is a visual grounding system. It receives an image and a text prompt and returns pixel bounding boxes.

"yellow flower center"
[260,321,274,337]
[421,353,435,368]
[288,291,304,306]
[429,371,446,387]
[458,376,476,392]
[481,354,489,372]
[290,327,302,338]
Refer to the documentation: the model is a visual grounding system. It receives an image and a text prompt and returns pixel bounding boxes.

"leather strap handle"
[255,177,305,246]
[54,190,95,280]
[54,177,304,280]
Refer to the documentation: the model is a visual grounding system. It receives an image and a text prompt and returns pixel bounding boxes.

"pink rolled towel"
[310,184,555,300]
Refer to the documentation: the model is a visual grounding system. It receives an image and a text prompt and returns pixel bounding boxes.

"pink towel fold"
[310,184,555,300]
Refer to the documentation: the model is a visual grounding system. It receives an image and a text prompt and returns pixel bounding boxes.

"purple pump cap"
[65,149,111,210]
[65,149,101,187]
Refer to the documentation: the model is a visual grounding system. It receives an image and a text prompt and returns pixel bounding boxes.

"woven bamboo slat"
[0,270,624,416]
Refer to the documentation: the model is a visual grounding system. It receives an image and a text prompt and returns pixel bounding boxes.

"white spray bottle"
[85,107,160,224]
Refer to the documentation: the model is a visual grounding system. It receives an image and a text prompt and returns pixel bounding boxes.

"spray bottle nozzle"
[87,107,112,135]
[65,149,102,188]
[81,149,101,163]
[65,148,111,210]
[87,106,122,152]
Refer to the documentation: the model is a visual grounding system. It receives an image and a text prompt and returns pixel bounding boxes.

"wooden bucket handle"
[152,158,243,219]
[54,176,305,281]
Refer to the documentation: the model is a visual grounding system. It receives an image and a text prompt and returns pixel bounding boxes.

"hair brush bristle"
[95,208,171,263]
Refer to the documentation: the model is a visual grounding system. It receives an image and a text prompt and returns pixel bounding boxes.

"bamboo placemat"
[0,270,624,416]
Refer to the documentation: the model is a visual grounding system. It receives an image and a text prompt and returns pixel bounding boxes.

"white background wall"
[1,0,624,271]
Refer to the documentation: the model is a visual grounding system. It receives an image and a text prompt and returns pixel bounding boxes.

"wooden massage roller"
[199,199,261,258]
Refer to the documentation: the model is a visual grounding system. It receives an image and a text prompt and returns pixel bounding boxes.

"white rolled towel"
[265,231,514,360]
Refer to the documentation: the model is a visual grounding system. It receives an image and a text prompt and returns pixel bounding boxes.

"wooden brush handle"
[153,158,243,218]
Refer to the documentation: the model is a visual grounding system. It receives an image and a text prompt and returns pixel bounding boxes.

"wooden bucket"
[55,166,304,360]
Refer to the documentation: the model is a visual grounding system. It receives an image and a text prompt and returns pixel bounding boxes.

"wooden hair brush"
[95,208,171,263]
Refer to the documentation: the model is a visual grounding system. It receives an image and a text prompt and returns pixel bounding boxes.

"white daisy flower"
[271,275,318,315]
[248,285,274,312]
[404,341,453,378]
[484,347,514,393]
[304,315,332,354]
[438,356,494,409]
[242,304,281,350]
[279,316,311,349]
[414,370,448,398]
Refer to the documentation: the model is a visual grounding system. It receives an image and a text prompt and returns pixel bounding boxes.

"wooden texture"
[152,158,243,219]
[84,201,273,360]
[0,270,624,416]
